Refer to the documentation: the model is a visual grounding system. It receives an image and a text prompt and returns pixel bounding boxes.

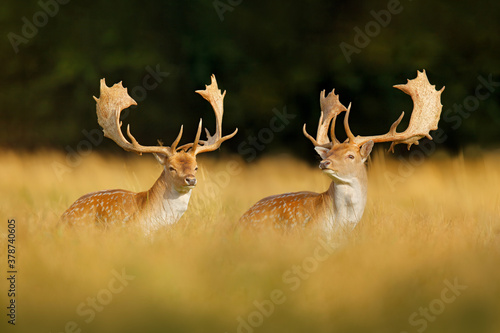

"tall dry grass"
[1,149,500,333]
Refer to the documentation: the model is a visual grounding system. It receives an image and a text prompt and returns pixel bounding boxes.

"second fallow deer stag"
[239,70,444,234]
[62,75,237,234]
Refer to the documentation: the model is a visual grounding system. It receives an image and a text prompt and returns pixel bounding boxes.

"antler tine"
[302,123,319,146]
[190,74,238,155]
[315,90,329,145]
[303,89,348,148]
[170,125,184,152]
[347,70,444,151]
[190,119,203,153]
[343,103,356,143]
[94,79,174,157]
[329,112,341,145]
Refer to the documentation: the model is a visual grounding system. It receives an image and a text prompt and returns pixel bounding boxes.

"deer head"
[93,75,238,193]
[303,70,445,183]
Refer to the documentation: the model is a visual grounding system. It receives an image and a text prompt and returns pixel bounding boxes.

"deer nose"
[319,160,331,170]
[185,176,197,186]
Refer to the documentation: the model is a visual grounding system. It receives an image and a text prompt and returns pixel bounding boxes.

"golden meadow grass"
[1,149,500,332]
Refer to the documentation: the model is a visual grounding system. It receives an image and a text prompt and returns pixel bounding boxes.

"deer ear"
[314,147,330,160]
[360,140,374,162]
[153,153,168,165]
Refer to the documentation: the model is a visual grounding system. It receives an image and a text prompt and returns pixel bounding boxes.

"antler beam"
[94,79,180,156]
[186,74,238,155]
[303,89,348,148]
[345,70,445,152]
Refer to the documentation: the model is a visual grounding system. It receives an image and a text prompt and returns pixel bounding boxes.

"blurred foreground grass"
[1,149,500,333]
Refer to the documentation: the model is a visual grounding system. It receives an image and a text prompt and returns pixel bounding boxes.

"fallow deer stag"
[62,75,237,234]
[239,70,444,234]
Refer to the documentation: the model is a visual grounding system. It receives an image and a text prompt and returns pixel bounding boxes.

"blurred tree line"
[1,0,499,159]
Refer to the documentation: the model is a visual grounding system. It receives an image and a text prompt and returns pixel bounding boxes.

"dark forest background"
[2,0,499,159]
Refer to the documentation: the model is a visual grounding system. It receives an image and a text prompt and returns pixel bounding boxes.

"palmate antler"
[94,80,181,157]
[304,70,445,152]
[345,70,445,152]
[94,75,237,157]
[303,89,348,148]
[178,75,238,155]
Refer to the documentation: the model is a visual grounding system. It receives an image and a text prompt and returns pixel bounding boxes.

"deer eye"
[194,167,198,171]
[169,166,176,172]
[348,154,355,159]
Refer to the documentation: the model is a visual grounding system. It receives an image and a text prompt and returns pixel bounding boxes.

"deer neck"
[141,169,192,233]
[322,169,368,233]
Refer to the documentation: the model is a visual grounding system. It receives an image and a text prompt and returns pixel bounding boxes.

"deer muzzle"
[184,176,197,187]
[319,160,332,170]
